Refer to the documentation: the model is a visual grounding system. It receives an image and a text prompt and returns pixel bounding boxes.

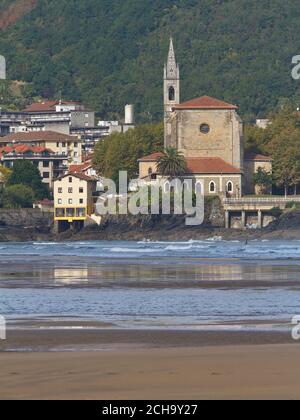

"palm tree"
[156,147,187,179]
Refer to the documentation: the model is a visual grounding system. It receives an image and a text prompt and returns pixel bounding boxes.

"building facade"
[0,131,83,164]
[54,173,97,232]
[139,38,271,197]
[0,145,68,188]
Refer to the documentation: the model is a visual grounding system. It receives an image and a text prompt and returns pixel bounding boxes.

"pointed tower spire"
[165,37,178,79]
[164,37,180,149]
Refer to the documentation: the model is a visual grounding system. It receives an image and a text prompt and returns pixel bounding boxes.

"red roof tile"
[0,144,55,155]
[0,131,78,143]
[24,100,82,113]
[139,153,241,174]
[56,172,96,182]
[245,153,272,162]
[69,162,92,173]
[138,152,164,162]
[185,157,241,174]
[173,96,238,110]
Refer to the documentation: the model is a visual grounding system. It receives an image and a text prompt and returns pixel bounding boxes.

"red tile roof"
[69,162,92,173]
[138,152,164,162]
[139,153,241,174]
[24,100,81,113]
[57,172,96,182]
[244,153,273,162]
[173,96,238,110]
[185,157,241,174]
[0,131,78,143]
[0,144,55,157]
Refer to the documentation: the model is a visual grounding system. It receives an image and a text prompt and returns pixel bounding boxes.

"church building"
[139,39,271,197]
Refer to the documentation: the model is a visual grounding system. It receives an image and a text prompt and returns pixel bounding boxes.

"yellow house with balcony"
[54,172,97,232]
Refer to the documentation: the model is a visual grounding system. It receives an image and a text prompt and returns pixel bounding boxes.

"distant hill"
[1,0,300,122]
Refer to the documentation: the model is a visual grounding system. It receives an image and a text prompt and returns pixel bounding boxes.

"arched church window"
[227,181,233,193]
[169,86,175,101]
[200,124,210,134]
[209,181,216,194]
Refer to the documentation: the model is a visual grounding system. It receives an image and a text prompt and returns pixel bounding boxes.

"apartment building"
[23,100,95,134]
[0,131,83,164]
[54,173,97,232]
[0,145,68,188]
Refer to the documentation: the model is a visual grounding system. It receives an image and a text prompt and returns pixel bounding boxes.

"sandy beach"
[1,240,300,400]
[0,344,299,400]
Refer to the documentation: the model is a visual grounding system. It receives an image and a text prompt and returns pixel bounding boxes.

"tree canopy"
[157,147,187,179]
[245,107,300,195]
[2,184,35,208]
[93,123,163,184]
[7,160,49,200]
[2,0,300,121]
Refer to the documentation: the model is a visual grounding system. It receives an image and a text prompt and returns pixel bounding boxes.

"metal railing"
[223,196,300,205]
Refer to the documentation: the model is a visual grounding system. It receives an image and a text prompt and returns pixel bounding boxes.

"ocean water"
[0,238,300,260]
[0,239,300,331]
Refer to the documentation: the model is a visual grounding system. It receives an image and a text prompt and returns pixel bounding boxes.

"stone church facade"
[139,39,271,197]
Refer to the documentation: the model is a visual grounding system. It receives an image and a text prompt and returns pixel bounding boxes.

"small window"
[227,181,233,193]
[56,142,60,148]
[209,181,216,194]
[200,124,210,134]
[66,208,75,217]
[79,199,84,204]
[168,86,175,101]
[68,199,73,205]
[79,187,84,193]
[43,172,49,179]
[76,208,86,217]
[43,161,49,168]
[68,187,73,193]
[69,177,73,183]
[58,188,62,194]
[74,142,78,148]
[58,199,62,205]
[62,142,66,148]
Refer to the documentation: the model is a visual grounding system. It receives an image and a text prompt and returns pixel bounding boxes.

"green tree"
[0,165,12,185]
[3,1,300,121]
[3,184,35,208]
[253,168,273,195]
[7,160,49,200]
[93,123,163,183]
[244,125,265,154]
[156,147,187,178]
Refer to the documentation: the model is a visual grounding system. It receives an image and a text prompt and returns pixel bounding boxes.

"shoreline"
[0,328,296,353]
[1,344,300,400]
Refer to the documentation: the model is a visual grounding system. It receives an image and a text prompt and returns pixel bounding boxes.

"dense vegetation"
[0,160,49,208]
[1,0,300,121]
[0,79,34,110]
[245,108,300,195]
[93,123,163,184]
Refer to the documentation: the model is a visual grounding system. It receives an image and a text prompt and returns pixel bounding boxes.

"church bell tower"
[164,38,180,148]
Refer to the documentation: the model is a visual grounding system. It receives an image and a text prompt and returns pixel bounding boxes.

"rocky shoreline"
[0,208,300,242]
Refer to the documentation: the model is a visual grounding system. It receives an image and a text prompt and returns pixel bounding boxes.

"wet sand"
[0,328,295,352]
[1,344,300,400]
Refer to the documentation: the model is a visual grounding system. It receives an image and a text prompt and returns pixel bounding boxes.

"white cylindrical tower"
[125,104,134,125]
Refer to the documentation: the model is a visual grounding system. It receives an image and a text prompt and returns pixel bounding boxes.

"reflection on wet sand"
[0,262,299,289]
